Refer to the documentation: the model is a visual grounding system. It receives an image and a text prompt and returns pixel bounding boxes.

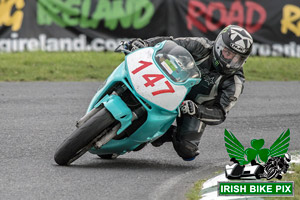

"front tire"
[54,108,116,166]
[266,167,278,180]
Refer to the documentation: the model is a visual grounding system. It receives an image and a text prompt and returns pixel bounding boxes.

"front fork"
[76,85,146,136]
[76,86,127,128]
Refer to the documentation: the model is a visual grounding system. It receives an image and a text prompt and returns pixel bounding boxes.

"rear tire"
[54,108,115,166]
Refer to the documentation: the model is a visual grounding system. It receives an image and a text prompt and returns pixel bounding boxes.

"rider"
[127,25,253,161]
[263,153,291,180]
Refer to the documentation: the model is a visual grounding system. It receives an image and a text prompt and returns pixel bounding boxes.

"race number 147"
[131,61,175,96]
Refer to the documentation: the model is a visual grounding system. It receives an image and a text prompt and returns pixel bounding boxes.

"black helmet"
[213,25,253,75]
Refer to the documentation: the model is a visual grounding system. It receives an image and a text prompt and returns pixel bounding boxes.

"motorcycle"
[263,158,288,180]
[54,40,201,165]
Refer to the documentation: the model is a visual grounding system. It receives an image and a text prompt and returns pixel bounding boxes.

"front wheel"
[266,167,279,180]
[54,108,116,166]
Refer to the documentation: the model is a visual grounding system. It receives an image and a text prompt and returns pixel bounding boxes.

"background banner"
[0,0,299,57]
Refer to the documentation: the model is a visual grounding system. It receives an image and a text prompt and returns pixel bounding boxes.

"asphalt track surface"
[0,81,299,200]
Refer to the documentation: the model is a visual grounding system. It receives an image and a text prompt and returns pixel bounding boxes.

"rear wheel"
[54,108,116,166]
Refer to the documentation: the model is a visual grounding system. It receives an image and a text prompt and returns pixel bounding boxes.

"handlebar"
[114,41,132,55]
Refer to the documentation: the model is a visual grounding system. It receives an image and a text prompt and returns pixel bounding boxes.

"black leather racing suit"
[145,36,245,160]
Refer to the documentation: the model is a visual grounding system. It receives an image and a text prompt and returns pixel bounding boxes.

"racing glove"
[127,38,148,51]
[179,100,225,125]
[180,100,198,116]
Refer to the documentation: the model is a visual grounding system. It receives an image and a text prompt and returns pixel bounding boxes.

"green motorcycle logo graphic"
[224,129,290,165]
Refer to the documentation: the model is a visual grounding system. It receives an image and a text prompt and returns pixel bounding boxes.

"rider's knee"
[172,138,200,161]
[172,116,206,161]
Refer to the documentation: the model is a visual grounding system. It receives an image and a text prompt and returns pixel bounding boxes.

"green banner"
[37,0,155,30]
[218,182,294,196]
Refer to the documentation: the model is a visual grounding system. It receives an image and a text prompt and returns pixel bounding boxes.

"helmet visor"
[215,36,247,71]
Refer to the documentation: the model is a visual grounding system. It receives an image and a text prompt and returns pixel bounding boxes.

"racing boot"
[151,126,175,147]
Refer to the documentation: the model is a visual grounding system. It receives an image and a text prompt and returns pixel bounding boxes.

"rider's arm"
[196,71,245,125]
[195,104,225,125]
[173,37,213,61]
[145,36,213,61]
[145,36,174,46]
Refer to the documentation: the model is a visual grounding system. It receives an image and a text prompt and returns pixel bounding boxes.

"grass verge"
[0,52,300,81]
[185,179,206,200]
[0,51,124,81]
[185,170,223,200]
[244,57,300,81]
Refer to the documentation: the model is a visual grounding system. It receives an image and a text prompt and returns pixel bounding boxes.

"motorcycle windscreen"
[155,41,200,82]
[126,48,187,111]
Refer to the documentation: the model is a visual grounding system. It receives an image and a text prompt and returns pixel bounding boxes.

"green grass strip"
[186,179,206,200]
[243,57,300,81]
[0,51,124,81]
[0,52,299,81]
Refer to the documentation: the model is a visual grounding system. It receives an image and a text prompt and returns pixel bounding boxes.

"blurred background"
[0,0,299,81]
[1,2,299,199]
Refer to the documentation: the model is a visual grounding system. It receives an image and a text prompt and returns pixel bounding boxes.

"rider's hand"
[128,38,148,51]
[180,100,198,116]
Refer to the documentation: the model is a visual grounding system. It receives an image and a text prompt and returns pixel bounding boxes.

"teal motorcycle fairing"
[87,41,201,156]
